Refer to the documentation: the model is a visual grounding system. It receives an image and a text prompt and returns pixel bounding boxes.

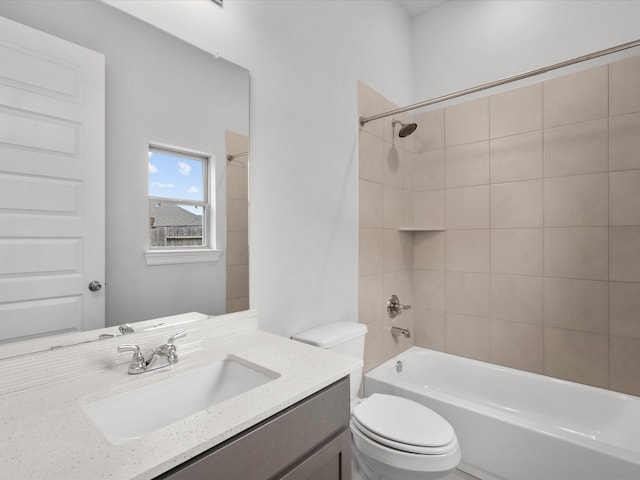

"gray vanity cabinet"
[156,377,351,480]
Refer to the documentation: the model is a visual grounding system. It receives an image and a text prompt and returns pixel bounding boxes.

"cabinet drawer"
[157,376,350,480]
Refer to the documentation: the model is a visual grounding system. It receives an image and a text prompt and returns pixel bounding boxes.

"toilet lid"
[352,394,455,448]
[351,417,459,455]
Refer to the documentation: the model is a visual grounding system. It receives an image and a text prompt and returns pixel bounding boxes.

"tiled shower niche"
[358,54,640,396]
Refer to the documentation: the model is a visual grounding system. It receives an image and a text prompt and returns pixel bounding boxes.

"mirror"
[0,1,249,347]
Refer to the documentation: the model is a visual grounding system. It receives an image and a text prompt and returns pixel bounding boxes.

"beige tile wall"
[226,131,250,313]
[358,54,640,396]
[358,82,416,372]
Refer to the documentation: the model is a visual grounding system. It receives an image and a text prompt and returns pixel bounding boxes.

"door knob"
[88,280,103,292]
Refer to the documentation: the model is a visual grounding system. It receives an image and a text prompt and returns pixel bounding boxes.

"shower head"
[391,118,418,138]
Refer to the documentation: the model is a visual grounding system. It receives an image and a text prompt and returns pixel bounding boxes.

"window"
[146,145,221,265]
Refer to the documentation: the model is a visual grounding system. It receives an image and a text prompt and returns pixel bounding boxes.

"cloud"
[178,161,191,175]
[186,186,199,194]
[152,182,174,188]
[148,162,158,174]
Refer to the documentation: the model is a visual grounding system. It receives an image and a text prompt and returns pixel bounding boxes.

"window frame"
[145,143,221,265]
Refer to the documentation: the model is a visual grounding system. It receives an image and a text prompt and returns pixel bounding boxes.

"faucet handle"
[160,331,186,364]
[118,323,135,334]
[387,294,412,319]
[117,344,142,354]
[167,331,187,345]
[117,344,146,374]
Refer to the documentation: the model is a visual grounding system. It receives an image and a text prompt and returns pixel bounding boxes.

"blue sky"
[148,150,204,202]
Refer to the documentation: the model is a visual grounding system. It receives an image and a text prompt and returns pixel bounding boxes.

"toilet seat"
[352,394,456,455]
[351,417,458,455]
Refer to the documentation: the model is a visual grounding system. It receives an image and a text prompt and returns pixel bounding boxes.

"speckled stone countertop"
[0,311,361,480]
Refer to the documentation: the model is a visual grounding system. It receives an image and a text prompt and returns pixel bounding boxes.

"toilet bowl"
[292,322,461,480]
[350,393,460,480]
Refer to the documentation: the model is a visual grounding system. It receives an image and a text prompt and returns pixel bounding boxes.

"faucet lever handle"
[117,344,141,355]
[118,323,135,334]
[117,344,146,374]
[167,331,187,345]
[161,331,186,364]
[387,294,411,318]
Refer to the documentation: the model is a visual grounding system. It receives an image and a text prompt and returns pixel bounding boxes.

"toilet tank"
[291,321,367,399]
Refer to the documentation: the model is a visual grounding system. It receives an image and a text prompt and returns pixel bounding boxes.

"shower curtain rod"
[227,151,248,162]
[359,38,640,127]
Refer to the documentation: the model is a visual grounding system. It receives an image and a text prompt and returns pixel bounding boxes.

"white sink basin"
[82,355,280,445]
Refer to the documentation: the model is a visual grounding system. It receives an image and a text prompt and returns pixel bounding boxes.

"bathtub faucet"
[387,294,412,319]
[391,326,411,338]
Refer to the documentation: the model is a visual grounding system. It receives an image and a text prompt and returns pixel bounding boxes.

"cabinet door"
[278,428,351,480]
[156,377,350,480]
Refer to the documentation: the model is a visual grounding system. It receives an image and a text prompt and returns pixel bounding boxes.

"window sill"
[144,248,222,266]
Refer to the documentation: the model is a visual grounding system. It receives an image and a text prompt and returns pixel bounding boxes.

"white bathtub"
[364,347,640,480]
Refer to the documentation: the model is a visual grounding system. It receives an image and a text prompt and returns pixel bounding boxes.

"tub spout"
[391,326,411,338]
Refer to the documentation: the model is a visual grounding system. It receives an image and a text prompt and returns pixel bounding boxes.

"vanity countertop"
[0,311,361,480]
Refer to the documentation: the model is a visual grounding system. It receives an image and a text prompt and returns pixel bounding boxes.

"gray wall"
[0,1,249,325]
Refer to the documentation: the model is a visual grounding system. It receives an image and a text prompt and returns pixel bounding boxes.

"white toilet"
[292,321,461,480]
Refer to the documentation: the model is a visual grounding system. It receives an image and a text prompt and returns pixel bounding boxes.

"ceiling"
[398,0,449,18]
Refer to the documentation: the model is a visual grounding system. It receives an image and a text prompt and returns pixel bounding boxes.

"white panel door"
[0,16,105,342]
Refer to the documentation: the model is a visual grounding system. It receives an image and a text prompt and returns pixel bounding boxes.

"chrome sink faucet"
[117,331,186,375]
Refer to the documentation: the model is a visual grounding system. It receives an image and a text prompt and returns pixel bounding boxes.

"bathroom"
[1,0,640,479]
